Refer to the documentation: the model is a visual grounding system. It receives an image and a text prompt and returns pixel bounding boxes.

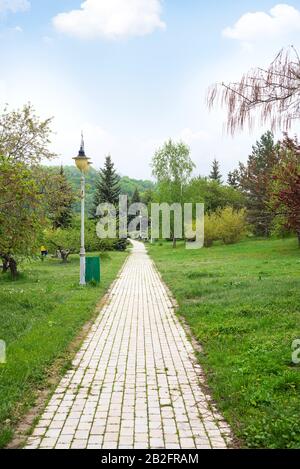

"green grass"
[0,251,127,447]
[148,238,300,449]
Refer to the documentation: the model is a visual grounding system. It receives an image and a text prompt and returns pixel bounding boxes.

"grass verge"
[0,251,127,447]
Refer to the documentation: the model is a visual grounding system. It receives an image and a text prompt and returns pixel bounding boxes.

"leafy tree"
[184,177,245,213]
[271,135,300,246]
[0,157,43,278]
[120,176,155,198]
[209,158,222,183]
[0,104,55,164]
[0,105,55,277]
[152,139,195,247]
[91,155,120,218]
[44,227,79,263]
[142,188,155,209]
[237,131,279,236]
[45,216,128,261]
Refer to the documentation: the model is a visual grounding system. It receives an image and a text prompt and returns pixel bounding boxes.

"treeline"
[227,131,300,245]
[44,165,155,215]
[150,134,299,247]
[1,104,299,278]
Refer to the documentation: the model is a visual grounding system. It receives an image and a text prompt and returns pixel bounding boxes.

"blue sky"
[1,0,300,179]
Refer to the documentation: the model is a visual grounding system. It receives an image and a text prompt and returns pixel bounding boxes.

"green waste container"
[85,256,101,284]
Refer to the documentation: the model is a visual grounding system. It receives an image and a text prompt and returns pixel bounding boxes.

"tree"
[238,131,279,236]
[208,46,300,135]
[46,166,75,229]
[209,158,222,183]
[0,105,55,277]
[152,139,195,247]
[142,188,155,208]
[271,135,300,246]
[227,170,240,189]
[91,155,120,218]
[0,157,43,278]
[131,187,141,205]
[44,227,79,263]
[184,176,245,213]
[0,104,55,163]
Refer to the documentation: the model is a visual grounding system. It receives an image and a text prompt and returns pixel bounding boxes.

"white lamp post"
[73,133,91,286]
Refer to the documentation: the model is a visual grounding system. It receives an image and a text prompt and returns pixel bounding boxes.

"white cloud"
[223,4,300,42]
[0,0,30,14]
[53,0,165,40]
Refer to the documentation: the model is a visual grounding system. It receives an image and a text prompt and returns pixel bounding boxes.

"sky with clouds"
[0,0,300,179]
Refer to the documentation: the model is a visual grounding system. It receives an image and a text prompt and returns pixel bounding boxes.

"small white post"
[139,213,142,240]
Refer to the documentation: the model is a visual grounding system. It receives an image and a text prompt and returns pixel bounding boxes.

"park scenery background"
[0,0,300,450]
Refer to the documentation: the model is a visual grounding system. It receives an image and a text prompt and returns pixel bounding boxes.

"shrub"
[44,219,129,259]
[218,207,248,245]
[204,207,247,247]
[204,212,219,247]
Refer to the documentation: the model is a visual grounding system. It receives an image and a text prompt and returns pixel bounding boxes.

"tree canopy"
[0,105,55,277]
[209,158,222,183]
[91,155,121,218]
[0,104,55,163]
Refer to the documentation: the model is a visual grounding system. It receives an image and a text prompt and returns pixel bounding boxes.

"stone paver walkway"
[25,240,231,449]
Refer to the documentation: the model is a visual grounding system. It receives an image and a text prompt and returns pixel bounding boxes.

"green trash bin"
[85,256,101,284]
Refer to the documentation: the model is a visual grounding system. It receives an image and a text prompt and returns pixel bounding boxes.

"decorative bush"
[204,207,247,247]
[44,218,129,260]
[204,212,219,247]
[218,207,248,245]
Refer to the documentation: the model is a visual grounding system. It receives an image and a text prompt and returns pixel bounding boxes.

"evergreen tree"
[131,187,141,205]
[209,158,222,183]
[238,131,279,236]
[92,155,120,218]
[227,169,240,189]
[49,166,74,229]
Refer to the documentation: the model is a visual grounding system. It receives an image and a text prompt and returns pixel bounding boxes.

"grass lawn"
[148,238,300,449]
[0,251,127,448]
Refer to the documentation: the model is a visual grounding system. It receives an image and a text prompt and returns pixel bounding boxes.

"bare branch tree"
[207,46,300,135]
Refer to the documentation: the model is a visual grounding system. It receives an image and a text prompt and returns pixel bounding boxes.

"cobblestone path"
[25,241,231,449]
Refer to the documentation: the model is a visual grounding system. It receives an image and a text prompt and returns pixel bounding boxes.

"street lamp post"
[73,133,91,286]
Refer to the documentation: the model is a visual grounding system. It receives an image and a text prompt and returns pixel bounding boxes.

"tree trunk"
[1,254,18,279]
[172,236,177,248]
[60,249,70,263]
[2,258,9,273]
[9,257,18,279]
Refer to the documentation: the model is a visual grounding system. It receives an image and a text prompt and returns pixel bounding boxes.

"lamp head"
[73,132,91,172]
